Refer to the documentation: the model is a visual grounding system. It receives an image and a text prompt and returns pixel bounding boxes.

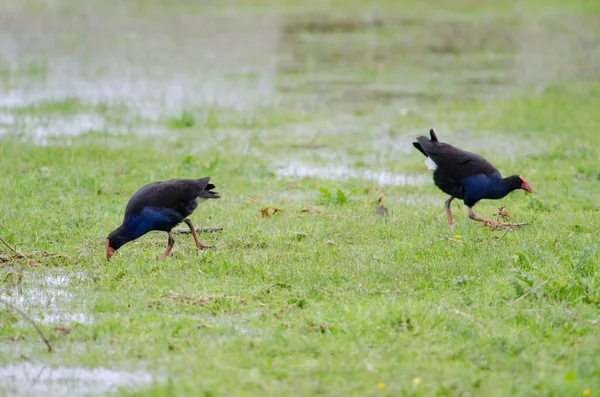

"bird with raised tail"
[106,177,220,260]
[413,129,532,227]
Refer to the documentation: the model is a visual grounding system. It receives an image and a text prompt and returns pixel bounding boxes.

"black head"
[506,175,533,193]
[106,226,130,261]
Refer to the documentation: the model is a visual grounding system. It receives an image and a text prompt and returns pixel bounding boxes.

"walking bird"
[413,129,532,227]
[106,177,220,260]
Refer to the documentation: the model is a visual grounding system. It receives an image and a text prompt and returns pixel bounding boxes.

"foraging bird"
[106,177,220,260]
[413,129,532,227]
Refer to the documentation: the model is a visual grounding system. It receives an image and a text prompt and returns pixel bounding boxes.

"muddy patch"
[0,362,151,397]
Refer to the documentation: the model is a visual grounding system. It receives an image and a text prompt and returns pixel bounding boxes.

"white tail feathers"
[425,157,438,171]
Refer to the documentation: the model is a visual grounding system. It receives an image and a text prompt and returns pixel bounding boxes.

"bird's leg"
[183,218,214,250]
[468,207,528,229]
[162,231,175,260]
[445,197,455,226]
[468,207,497,226]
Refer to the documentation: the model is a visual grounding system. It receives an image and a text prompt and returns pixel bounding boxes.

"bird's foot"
[480,218,528,230]
[498,221,528,230]
[469,208,527,230]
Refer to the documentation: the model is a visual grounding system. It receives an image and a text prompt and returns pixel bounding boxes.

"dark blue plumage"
[461,173,522,207]
[413,129,532,226]
[106,177,220,260]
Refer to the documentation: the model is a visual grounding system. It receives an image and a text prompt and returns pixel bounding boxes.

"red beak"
[519,176,533,193]
[106,239,115,261]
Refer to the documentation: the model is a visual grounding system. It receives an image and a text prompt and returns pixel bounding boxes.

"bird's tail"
[200,184,220,199]
[429,128,438,142]
[413,128,439,157]
[412,142,427,157]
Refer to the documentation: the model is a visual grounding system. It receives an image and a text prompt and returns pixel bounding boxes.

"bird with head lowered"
[413,129,532,227]
[106,177,220,260]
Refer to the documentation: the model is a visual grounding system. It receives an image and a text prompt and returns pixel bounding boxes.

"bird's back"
[124,178,218,218]
[416,134,499,181]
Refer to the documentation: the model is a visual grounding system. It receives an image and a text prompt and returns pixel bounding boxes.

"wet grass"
[1,0,600,396]
[7,98,111,115]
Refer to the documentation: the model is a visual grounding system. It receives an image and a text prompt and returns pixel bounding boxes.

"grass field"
[1,0,600,396]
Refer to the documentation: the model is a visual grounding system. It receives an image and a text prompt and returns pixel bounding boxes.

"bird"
[106,177,220,260]
[413,129,532,227]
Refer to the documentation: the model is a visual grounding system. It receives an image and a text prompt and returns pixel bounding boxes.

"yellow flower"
[413,377,421,386]
[377,382,385,390]
[454,235,461,239]
[582,389,591,397]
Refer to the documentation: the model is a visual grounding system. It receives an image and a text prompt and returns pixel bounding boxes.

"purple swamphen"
[106,177,220,260]
[413,129,532,227]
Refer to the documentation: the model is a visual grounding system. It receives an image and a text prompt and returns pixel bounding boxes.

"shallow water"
[0,8,280,139]
[275,161,428,186]
[0,362,152,397]
[0,274,91,325]
[1,4,597,142]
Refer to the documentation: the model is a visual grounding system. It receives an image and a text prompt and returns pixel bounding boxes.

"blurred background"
[2,0,599,145]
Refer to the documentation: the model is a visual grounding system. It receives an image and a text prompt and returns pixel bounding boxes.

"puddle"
[0,10,280,141]
[275,161,427,186]
[194,313,267,345]
[10,113,107,138]
[1,113,170,143]
[205,314,262,339]
[0,2,598,154]
[0,274,92,325]
[0,362,151,397]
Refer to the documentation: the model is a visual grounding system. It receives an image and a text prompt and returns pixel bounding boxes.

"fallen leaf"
[300,206,324,215]
[260,207,284,217]
[375,204,388,216]
[53,326,71,335]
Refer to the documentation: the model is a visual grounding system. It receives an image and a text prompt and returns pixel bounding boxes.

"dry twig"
[441,237,465,244]
[0,297,53,352]
[483,206,528,232]
[172,226,223,234]
[0,237,32,266]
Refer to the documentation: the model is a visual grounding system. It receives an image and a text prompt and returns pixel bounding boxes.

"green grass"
[1,0,600,396]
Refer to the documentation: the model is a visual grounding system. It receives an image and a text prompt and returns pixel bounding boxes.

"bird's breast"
[127,207,184,235]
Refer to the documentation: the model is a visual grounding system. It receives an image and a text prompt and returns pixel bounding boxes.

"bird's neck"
[487,175,519,199]
[122,212,160,240]
[463,174,514,202]
[115,223,141,242]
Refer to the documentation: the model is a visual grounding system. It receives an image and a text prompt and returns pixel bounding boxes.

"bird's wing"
[418,139,499,181]
[124,178,214,216]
